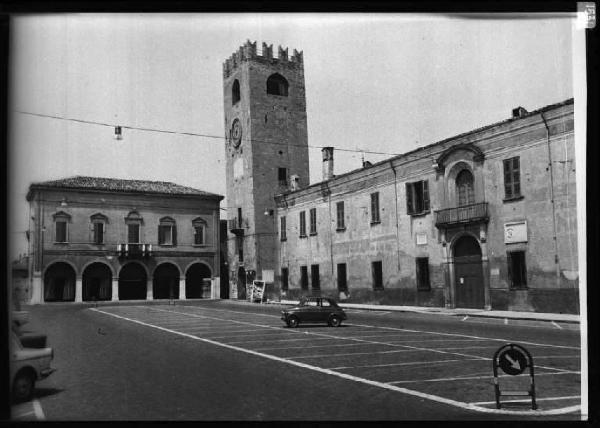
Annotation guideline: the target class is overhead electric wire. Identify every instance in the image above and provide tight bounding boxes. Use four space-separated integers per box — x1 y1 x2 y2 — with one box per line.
14 110 402 157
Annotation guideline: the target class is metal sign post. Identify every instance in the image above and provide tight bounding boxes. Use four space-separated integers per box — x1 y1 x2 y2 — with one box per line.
492 343 537 410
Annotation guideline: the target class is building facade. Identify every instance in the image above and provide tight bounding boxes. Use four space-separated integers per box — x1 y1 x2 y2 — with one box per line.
222 41 310 299
221 42 578 313
274 100 578 313
26 176 223 304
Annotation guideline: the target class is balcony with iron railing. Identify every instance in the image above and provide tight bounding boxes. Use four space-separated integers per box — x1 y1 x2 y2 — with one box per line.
117 243 153 259
434 202 489 227
228 217 247 235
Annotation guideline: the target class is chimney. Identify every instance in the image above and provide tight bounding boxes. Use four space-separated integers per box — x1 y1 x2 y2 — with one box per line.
512 106 528 118
322 147 334 181
290 174 300 191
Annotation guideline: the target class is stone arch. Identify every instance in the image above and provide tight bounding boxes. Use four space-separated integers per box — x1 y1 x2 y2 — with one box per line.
153 262 181 299
82 259 116 277
185 262 213 299
82 262 112 301
44 261 77 302
118 262 148 300
184 260 212 277
266 73 288 96
436 143 484 167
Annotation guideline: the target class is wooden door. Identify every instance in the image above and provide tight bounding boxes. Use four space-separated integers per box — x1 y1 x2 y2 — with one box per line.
453 236 484 309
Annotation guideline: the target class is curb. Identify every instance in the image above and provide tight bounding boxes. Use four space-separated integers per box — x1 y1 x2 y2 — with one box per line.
264 300 580 324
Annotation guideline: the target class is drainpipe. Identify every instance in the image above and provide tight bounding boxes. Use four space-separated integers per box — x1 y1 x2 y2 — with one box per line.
540 112 561 286
324 182 335 288
389 160 402 272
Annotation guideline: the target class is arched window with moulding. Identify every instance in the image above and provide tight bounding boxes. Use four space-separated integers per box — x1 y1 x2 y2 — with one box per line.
266 73 289 96
456 169 475 206
232 79 240 105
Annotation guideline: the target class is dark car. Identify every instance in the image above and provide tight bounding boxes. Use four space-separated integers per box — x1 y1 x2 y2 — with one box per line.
281 296 347 327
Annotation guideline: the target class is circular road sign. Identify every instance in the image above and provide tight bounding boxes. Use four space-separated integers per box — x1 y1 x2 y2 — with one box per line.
498 347 528 376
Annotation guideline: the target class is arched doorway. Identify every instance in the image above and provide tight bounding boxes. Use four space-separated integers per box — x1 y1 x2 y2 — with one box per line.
44 262 76 302
453 235 484 309
237 266 246 300
186 263 212 298
119 263 147 300
82 263 112 301
153 263 180 300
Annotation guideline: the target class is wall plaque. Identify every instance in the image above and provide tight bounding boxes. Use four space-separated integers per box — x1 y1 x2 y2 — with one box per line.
504 221 527 243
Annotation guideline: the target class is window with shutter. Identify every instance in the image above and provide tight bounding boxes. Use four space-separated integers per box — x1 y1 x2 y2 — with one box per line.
336 201 345 230
299 211 306 237
406 181 430 215
503 156 522 200
93 222 104 244
371 192 380 224
309 208 317 235
192 217 207 246
280 216 287 241
55 221 67 243
128 224 139 243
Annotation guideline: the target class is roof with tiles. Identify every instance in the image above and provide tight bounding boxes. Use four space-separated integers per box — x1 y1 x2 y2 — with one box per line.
27 176 223 200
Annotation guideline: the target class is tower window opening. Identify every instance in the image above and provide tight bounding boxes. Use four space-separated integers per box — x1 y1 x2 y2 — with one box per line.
278 167 288 186
266 73 289 96
232 79 240 105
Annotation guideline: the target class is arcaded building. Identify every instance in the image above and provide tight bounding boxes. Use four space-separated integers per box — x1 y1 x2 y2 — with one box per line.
223 41 578 313
26 176 223 303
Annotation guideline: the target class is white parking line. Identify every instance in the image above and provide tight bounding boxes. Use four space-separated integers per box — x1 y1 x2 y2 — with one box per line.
388 370 581 384
347 322 581 350
145 306 579 375
329 358 484 371
471 395 580 406
227 336 333 345
290 349 422 359
91 307 580 416
552 321 564 330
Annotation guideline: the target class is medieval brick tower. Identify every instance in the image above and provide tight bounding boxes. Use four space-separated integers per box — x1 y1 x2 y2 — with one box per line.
222 40 309 299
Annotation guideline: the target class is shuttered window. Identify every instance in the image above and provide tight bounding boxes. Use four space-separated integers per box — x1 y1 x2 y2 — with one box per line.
406 180 430 215
336 201 345 230
309 208 317 235
299 211 306 237
93 222 104 244
280 216 287 241
371 192 380 224
503 156 521 199
55 221 67 243
128 224 140 243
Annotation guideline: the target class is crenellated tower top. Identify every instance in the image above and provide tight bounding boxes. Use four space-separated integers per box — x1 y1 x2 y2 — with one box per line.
223 40 304 78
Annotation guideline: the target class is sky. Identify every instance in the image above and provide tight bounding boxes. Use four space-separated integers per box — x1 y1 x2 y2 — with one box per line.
8 13 580 260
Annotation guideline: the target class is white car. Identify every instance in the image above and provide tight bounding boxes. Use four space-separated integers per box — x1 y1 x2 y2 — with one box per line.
10 331 55 402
